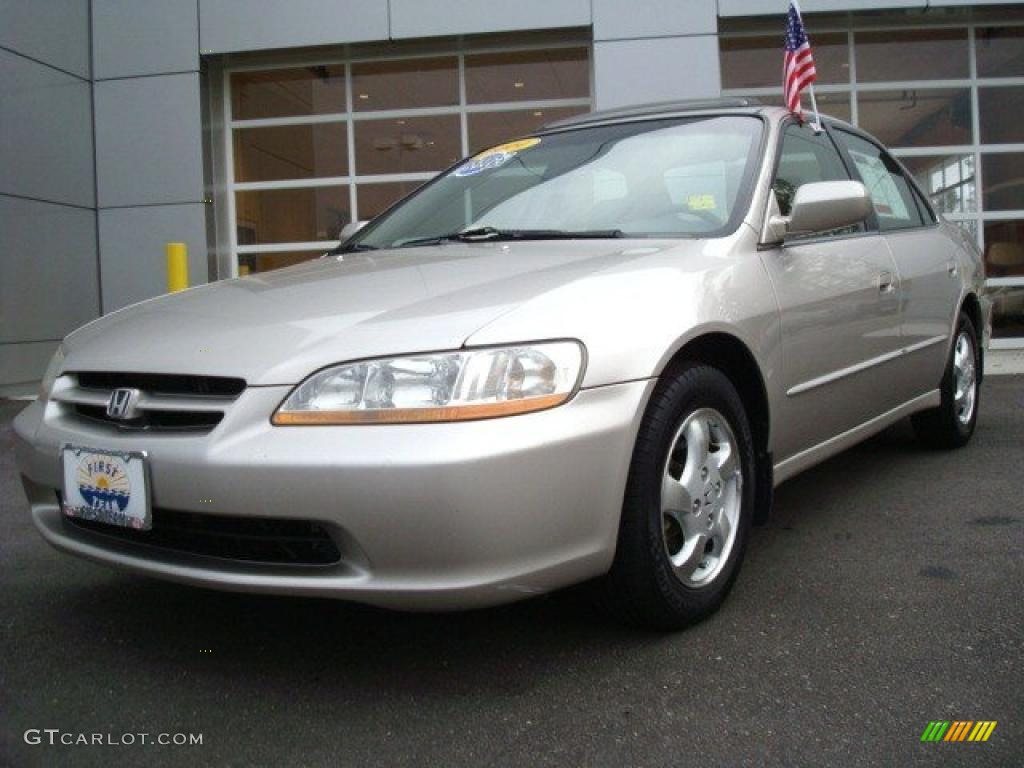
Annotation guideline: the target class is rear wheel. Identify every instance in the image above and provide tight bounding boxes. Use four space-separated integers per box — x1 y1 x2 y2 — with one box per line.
911 312 980 449
600 363 755 629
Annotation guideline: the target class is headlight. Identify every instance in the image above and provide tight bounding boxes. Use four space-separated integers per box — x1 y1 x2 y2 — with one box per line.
272 341 585 425
38 344 65 402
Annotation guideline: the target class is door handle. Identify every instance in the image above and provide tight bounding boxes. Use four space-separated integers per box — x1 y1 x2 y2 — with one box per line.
877 271 895 293
947 261 958 277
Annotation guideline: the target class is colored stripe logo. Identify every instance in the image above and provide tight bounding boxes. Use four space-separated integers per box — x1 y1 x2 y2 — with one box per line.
921 721 997 742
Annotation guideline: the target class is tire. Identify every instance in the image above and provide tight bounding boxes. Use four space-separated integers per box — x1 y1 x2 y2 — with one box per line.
911 312 980 449
599 363 756 630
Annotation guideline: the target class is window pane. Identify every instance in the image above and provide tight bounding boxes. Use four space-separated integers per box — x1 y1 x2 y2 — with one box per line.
985 221 1024 278
357 182 423 220
773 123 851 217
351 57 458 111
835 130 924 231
979 87 1024 145
233 123 348 182
238 251 321 275
720 33 848 89
856 89 970 148
235 187 350 245
951 218 977 243
855 29 968 82
465 48 588 104
982 154 1024 211
467 106 588 153
231 67 346 120
990 286 1024 340
354 114 461 175
900 154 976 214
976 27 1024 78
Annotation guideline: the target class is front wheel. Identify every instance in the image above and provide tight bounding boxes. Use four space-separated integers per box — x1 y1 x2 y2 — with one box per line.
599 363 755 629
911 312 980 449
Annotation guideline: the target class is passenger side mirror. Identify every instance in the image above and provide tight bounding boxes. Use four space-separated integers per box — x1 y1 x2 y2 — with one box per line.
339 220 368 241
767 181 872 242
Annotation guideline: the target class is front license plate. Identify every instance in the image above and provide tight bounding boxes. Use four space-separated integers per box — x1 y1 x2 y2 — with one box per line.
61 445 151 530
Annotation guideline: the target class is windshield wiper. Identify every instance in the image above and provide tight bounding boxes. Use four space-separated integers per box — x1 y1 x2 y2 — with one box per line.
397 227 625 248
329 241 378 255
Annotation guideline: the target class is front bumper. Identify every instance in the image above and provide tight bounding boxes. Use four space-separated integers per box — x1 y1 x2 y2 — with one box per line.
14 380 653 610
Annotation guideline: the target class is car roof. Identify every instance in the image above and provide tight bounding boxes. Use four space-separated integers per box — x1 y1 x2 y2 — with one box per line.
540 97 851 133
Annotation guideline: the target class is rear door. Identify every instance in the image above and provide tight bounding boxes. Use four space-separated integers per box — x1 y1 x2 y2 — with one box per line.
760 122 903 462
832 129 959 403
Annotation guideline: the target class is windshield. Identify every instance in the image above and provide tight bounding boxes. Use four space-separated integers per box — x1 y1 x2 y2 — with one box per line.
348 115 763 250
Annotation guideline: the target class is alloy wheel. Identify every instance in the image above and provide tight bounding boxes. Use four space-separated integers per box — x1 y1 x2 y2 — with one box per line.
953 330 977 426
660 408 742 587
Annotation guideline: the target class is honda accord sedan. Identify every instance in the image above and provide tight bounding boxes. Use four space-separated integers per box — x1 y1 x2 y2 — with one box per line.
14 99 990 628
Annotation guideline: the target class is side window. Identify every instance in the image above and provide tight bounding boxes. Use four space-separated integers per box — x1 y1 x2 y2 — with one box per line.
834 130 925 232
773 123 851 218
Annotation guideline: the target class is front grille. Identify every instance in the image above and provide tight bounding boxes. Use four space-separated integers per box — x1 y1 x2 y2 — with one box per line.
72 403 223 431
54 371 246 433
75 371 246 398
65 507 342 567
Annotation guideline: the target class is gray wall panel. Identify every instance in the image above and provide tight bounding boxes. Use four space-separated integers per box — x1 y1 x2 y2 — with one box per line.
0 340 60 387
92 0 199 80
389 0 590 39
94 73 204 208
0 0 90 78
593 36 721 110
0 195 99 343
199 0 388 54
0 48 95 208
98 204 208 312
719 0 1023 12
718 0 919 15
593 0 715 41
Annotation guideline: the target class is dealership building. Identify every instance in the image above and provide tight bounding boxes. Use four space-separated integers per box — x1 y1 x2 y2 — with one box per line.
2 0 1023 390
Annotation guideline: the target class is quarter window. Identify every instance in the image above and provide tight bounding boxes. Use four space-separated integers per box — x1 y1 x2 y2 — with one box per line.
835 131 925 231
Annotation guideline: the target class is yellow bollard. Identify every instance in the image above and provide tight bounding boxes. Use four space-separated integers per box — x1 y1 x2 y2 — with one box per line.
166 242 189 293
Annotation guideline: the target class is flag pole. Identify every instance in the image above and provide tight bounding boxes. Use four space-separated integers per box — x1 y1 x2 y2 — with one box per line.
807 84 823 133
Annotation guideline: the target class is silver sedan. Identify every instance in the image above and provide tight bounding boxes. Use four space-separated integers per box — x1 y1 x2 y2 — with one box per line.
15 99 990 628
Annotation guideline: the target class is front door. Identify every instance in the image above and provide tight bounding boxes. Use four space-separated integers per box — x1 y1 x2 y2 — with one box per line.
760 122 903 462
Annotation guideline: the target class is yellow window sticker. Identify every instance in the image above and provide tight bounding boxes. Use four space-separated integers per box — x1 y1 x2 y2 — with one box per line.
455 137 541 177
482 137 542 156
687 194 717 211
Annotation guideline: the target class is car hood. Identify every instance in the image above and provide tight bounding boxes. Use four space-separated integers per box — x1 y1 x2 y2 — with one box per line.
63 240 686 386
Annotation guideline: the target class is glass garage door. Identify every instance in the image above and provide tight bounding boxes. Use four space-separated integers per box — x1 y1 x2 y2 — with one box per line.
719 11 1024 347
223 43 591 275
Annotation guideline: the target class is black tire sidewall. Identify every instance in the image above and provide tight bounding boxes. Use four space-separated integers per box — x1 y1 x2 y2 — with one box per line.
620 364 756 625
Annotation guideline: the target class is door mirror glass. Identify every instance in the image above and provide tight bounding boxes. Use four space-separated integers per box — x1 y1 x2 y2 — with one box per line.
783 180 872 239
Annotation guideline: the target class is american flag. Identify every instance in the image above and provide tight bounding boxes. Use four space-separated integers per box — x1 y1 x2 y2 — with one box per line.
783 1 817 119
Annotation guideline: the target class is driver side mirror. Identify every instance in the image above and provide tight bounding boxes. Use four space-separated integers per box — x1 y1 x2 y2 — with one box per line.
765 181 872 244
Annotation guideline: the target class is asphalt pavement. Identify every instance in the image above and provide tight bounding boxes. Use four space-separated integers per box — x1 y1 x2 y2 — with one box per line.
1 378 1021 768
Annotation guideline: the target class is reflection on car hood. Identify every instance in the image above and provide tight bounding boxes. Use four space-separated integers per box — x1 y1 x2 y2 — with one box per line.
64 240 682 385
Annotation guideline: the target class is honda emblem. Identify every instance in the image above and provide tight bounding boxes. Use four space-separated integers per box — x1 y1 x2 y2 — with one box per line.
106 388 140 420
